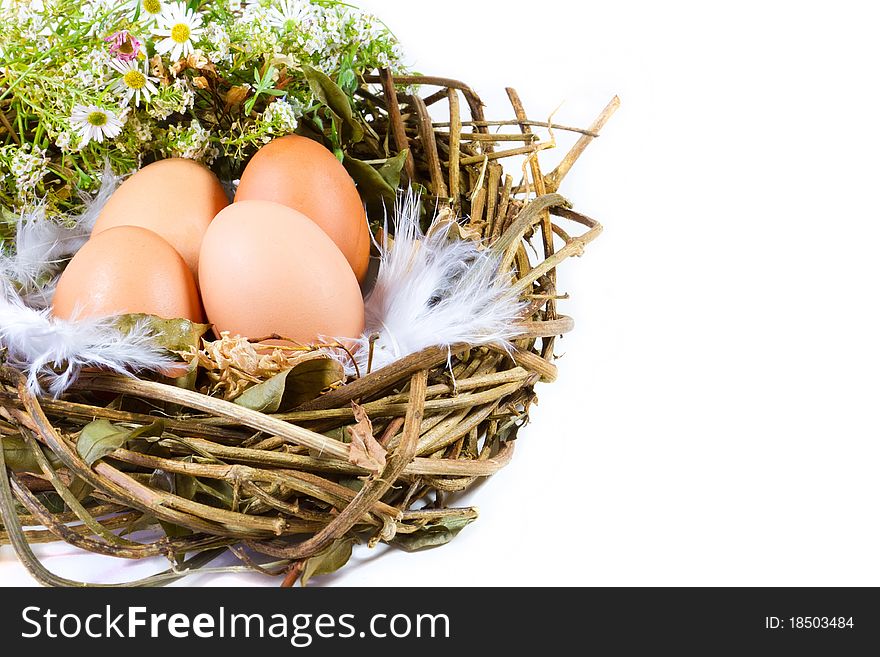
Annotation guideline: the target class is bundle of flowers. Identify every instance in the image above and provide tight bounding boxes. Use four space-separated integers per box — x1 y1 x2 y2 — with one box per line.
0 0 616 586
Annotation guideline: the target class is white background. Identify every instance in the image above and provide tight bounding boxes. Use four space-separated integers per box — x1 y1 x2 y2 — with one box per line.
3 0 880 586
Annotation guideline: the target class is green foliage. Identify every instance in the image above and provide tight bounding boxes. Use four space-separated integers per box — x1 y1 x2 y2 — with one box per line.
244 65 286 116
300 538 356 587
392 515 478 552
114 314 210 356
2 435 61 473
76 418 165 466
234 357 345 413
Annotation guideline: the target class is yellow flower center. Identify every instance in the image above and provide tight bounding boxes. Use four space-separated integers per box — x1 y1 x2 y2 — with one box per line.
123 69 147 90
87 111 108 127
171 23 191 44
143 0 161 14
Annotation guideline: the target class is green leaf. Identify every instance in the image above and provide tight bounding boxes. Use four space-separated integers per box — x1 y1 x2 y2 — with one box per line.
173 364 199 392
0 204 16 224
233 370 289 413
32 492 66 515
392 515 478 552
1 433 60 475
338 68 357 96
303 65 364 144
344 157 397 209
234 357 344 413
323 426 346 443
114 314 210 356
159 521 192 541
76 421 123 466
67 476 93 502
118 513 157 537
343 150 410 216
191 476 235 508
76 419 165 466
2 436 43 473
378 149 409 190
300 538 356 587
149 470 194 540
337 477 365 494
115 314 209 389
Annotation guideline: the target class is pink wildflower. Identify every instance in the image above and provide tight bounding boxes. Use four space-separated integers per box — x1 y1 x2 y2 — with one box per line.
105 31 143 62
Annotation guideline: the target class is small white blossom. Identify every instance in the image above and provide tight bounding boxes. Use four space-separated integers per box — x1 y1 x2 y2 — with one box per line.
147 77 195 120
203 23 232 63
128 114 153 142
174 77 195 110
239 3 280 53
261 97 301 135
54 131 72 152
76 48 115 88
8 144 49 192
164 120 218 163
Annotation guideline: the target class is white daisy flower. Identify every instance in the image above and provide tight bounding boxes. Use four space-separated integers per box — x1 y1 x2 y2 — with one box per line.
153 2 203 62
70 105 124 148
267 0 310 32
134 0 165 24
109 58 159 107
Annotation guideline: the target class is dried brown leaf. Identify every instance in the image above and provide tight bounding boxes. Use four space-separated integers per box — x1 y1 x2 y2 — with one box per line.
347 403 386 474
150 55 170 86
186 52 210 70
169 58 187 77
226 85 250 110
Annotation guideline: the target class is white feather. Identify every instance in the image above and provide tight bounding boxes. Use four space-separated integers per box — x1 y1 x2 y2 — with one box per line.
72 163 123 236
0 282 176 397
0 165 121 308
346 192 527 375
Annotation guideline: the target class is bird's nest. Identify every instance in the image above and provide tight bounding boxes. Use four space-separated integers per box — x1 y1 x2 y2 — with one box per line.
0 72 616 586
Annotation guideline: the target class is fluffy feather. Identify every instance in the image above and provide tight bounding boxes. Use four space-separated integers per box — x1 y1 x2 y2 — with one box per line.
347 192 527 375
0 165 120 308
0 282 176 397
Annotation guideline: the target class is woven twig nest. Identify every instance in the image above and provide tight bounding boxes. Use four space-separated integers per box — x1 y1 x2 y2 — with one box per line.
0 72 616 586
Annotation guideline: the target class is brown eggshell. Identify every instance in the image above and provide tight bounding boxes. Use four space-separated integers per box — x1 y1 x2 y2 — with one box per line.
52 226 203 322
198 200 365 344
93 158 229 279
234 135 371 282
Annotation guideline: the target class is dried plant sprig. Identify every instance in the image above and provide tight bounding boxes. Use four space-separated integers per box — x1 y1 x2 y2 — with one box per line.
184 332 335 400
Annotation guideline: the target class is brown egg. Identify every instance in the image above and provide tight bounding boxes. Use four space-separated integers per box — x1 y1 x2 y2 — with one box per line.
199 201 365 344
52 226 203 322
234 135 371 282
93 158 229 279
